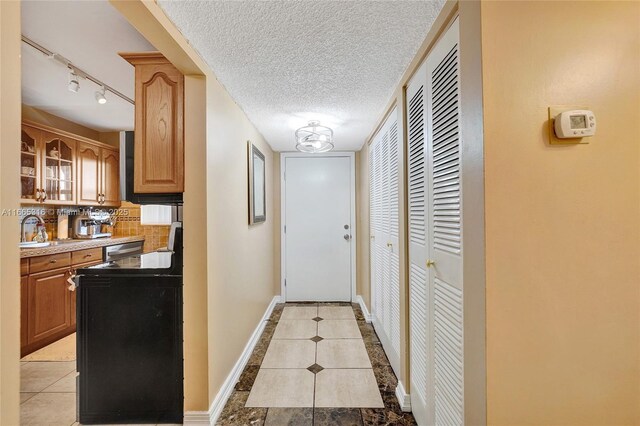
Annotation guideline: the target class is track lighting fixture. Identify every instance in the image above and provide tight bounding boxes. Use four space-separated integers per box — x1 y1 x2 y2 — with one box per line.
68 69 80 93
95 86 107 104
22 35 134 105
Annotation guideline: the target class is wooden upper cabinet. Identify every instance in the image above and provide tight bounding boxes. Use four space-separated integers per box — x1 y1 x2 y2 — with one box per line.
21 120 120 207
21 125 42 202
120 52 184 193
77 143 120 207
41 132 76 205
77 142 101 206
101 148 120 206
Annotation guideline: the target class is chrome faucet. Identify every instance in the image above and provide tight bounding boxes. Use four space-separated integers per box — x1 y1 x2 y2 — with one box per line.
20 214 45 242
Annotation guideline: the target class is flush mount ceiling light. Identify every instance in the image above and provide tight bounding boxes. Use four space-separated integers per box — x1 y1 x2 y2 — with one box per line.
295 120 334 153
67 68 80 93
95 86 107 104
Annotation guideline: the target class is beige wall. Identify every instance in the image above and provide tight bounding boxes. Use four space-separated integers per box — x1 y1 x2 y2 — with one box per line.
22 104 100 139
0 1 22 423
22 104 120 147
111 0 277 412
482 1 640 424
204 76 275 398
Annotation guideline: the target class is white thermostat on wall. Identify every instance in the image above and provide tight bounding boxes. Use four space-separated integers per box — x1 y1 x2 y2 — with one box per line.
554 109 596 138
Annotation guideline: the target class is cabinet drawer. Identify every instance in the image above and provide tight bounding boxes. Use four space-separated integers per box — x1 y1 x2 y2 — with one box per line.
21 258 29 276
72 248 102 265
30 253 71 273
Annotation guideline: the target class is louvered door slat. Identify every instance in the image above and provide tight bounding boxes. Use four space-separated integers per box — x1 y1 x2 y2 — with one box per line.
431 43 461 257
434 279 463 426
370 107 401 378
408 86 426 247
407 61 430 426
389 121 399 240
425 18 463 426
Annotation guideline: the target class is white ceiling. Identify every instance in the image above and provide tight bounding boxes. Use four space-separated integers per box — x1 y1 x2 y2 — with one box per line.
21 1 155 132
158 0 445 151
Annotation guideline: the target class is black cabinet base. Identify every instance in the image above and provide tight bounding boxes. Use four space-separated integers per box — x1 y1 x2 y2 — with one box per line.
79 412 182 425
78 275 183 424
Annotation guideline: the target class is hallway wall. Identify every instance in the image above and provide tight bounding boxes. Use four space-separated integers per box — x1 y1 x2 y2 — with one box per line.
481 2 640 424
21 105 120 148
110 0 278 415
205 77 276 401
0 1 22 423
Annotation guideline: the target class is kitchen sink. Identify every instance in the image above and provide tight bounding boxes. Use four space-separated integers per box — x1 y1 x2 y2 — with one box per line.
20 239 86 249
19 241 50 249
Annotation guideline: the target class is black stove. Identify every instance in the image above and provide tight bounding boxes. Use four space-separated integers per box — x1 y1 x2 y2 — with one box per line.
75 223 183 424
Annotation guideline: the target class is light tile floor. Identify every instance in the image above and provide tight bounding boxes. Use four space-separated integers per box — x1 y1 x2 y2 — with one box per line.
20 303 416 425
19 357 180 425
218 302 418 425
246 305 383 409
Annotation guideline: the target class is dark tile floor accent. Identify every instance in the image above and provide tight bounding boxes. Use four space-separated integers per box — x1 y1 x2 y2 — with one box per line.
216 302 417 426
265 408 313 426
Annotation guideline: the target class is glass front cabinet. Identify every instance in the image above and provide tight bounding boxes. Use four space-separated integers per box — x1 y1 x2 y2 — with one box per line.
21 122 120 207
21 124 77 205
20 125 41 202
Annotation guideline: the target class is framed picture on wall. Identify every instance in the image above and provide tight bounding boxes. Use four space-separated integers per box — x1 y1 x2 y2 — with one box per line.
248 140 266 224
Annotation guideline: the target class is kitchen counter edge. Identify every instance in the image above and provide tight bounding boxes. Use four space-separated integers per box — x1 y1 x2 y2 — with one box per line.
20 236 146 258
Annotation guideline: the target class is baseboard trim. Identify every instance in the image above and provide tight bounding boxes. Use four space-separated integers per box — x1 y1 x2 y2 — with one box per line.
183 411 211 424
395 381 411 412
356 295 372 323
205 295 281 425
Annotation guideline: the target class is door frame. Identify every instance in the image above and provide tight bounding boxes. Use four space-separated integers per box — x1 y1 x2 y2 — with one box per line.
280 151 357 302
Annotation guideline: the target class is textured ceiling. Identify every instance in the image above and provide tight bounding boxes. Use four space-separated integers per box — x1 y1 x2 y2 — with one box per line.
158 0 445 151
21 1 155 131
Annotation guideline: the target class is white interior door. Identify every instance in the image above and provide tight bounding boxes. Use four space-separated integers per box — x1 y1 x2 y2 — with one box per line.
407 59 430 426
369 108 401 375
426 18 463 425
408 17 462 426
283 155 354 302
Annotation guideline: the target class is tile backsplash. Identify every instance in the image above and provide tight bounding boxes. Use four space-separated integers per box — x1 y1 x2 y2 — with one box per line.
19 202 170 253
114 202 170 252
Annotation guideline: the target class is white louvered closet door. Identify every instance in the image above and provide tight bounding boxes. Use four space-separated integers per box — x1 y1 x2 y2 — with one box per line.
408 17 462 426
407 60 429 426
426 18 463 425
369 107 401 376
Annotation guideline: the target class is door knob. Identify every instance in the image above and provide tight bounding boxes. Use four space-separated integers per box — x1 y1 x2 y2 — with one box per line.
426 259 436 268
344 234 352 241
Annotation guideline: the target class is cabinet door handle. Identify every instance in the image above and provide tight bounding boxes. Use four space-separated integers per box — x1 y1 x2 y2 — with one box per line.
84 254 92 258
35 188 40 202
67 274 77 291
49 259 57 264
41 191 47 202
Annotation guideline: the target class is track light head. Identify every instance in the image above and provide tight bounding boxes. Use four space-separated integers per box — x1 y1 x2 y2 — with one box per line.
95 86 107 104
67 70 79 93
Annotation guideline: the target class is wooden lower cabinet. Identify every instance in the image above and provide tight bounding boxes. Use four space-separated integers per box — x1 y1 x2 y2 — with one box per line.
23 268 73 356
20 254 105 357
21 276 28 350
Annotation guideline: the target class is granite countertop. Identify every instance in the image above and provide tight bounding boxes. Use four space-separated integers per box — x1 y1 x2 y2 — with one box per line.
20 236 145 259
